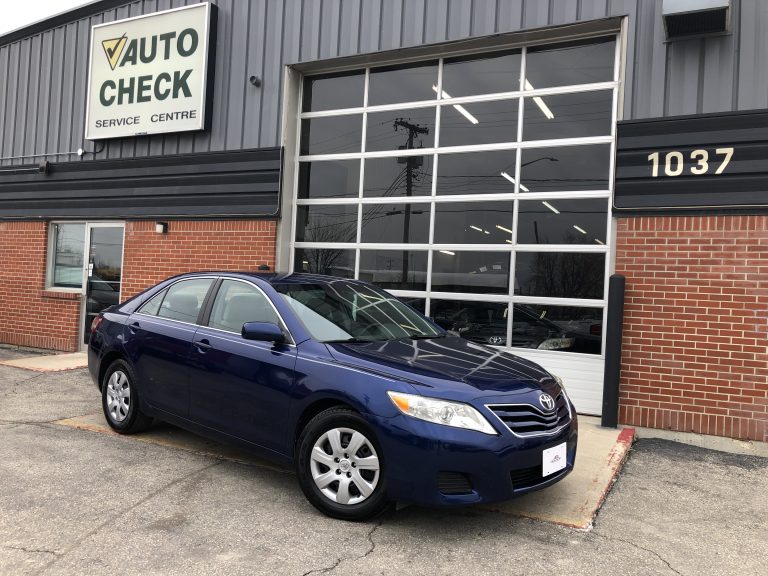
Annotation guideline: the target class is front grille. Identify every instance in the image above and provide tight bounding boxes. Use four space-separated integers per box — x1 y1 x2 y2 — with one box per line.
488 393 571 437
510 464 564 490
437 472 473 495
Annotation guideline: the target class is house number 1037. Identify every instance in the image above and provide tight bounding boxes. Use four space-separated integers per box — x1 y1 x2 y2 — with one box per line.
647 147 734 177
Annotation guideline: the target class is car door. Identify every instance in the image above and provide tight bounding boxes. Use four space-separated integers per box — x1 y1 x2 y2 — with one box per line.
124 277 216 417
188 278 298 453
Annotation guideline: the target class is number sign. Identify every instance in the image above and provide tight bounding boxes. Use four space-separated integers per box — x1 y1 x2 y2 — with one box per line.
614 111 768 212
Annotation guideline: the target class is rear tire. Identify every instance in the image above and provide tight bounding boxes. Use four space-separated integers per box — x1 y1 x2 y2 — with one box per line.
101 359 152 434
296 407 390 521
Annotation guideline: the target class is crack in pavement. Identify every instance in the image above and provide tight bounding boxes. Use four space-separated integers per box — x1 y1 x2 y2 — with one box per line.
34 459 223 575
300 519 383 576
2 545 61 557
593 532 683 575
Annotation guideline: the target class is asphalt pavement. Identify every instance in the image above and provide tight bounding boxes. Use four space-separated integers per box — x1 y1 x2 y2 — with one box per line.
0 350 766 576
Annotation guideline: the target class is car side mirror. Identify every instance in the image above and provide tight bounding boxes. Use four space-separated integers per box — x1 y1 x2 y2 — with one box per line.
241 322 286 344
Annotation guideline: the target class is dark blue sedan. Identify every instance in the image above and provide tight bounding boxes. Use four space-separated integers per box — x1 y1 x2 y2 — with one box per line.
88 272 577 520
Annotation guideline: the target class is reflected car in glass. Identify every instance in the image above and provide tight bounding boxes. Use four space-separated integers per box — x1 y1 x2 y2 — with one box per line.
88 272 577 520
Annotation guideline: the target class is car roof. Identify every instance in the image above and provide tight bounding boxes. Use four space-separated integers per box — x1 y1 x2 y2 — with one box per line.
170 271 369 287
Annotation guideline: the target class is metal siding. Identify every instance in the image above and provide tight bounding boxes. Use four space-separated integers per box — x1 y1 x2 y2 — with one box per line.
0 0 766 165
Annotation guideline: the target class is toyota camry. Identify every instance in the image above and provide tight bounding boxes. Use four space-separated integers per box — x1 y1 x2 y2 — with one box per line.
88 272 577 520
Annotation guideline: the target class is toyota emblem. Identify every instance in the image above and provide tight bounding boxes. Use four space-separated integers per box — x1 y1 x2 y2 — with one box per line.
488 336 504 345
539 393 556 412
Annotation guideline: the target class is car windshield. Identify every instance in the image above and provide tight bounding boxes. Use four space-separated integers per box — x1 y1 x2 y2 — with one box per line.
275 281 443 343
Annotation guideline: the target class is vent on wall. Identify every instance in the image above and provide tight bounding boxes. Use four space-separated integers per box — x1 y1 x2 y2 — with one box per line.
663 0 730 40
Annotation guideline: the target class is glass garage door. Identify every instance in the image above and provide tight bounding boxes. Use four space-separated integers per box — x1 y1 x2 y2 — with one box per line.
291 36 619 414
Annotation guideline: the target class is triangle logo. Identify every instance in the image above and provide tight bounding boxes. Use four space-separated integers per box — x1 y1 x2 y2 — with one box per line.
101 34 127 71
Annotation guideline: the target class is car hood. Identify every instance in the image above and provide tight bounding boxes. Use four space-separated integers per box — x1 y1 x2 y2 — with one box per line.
325 336 558 400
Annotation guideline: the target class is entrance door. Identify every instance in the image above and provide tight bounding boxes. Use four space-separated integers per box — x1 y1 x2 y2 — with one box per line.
83 224 125 345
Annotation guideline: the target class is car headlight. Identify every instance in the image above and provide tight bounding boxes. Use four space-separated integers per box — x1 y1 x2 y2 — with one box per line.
537 337 574 350
387 391 497 435
551 374 570 403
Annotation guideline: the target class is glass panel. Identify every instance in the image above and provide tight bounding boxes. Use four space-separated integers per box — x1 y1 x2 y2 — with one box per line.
512 304 602 354
514 252 605 299
294 248 355 277
298 160 360 199
431 299 509 345
524 37 616 89
363 156 432 197
368 61 438 105
519 145 610 192
300 115 362 155
295 205 358 243
208 280 279 333
51 223 85 288
439 98 519 147
517 198 608 245
360 204 430 244
433 201 513 245
157 278 214 324
84 226 124 344
358 250 428 291
442 50 521 97
431 250 510 294
436 150 517 195
398 297 426 315
302 71 365 112
523 90 613 141
138 289 165 316
366 109 435 152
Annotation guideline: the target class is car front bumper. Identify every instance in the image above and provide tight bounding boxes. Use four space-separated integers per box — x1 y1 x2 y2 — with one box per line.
367 407 577 507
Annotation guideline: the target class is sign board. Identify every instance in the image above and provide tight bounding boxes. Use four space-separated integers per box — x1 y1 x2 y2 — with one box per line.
85 3 216 140
614 110 768 212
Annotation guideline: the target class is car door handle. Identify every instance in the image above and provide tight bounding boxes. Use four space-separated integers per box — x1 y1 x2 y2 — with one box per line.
194 339 213 352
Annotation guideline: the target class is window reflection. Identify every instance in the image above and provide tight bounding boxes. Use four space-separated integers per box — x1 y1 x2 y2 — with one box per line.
525 37 615 89
434 202 513 244
298 160 360 199
363 156 432 197
515 252 604 299
361 204 430 244
517 198 608 245
436 150 518 195
295 205 358 243
295 248 355 278
398 297 426 315
368 62 438 105
519 145 610 191
302 71 365 112
300 115 363 155
512 304 602 354
442 51 521 97
359 250 428 291
432 251 510 294
52 223 85 288
523 91 612 141
439 99 519 147
431 299 509 346
366 110 435 152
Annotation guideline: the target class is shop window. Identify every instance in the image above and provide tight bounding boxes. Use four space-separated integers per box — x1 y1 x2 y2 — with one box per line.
49 223 85 289
294 35 618 356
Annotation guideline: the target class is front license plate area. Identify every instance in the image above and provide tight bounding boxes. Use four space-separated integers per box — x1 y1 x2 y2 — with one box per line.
542 442 567 477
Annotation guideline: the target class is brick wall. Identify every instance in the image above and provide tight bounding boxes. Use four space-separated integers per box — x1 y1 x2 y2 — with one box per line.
0 222 81 351
616 215 768 442
121 220 277 298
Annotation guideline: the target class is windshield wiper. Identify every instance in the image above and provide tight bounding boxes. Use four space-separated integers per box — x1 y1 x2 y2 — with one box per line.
324 338 375 344
403 333 446 340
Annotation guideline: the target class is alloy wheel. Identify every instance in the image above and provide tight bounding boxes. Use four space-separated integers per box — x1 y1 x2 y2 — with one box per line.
105 370 131 423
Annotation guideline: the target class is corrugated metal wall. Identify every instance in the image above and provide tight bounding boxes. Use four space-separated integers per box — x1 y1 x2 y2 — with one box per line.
0 0 764 166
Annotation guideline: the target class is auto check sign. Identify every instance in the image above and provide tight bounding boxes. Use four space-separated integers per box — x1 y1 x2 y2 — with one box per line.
85 3 215 140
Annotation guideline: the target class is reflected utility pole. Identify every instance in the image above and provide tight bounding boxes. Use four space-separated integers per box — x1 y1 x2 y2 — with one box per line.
394 118 428 285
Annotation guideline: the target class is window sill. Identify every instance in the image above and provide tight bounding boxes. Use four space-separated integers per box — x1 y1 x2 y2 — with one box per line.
41 289 82 301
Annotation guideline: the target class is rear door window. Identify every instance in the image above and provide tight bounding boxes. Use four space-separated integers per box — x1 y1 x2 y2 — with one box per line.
155 278 215 324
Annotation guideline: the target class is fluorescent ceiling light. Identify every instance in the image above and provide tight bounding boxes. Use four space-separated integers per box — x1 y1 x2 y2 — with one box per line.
484 230 490 234
439 250 455 256
500 171 530 192
542 201 560 214
595 238 605 245
470 225 483 232
573 225 587 235
432 85 479 124
524 79 554 119
496 225 513 235
505 239 513 244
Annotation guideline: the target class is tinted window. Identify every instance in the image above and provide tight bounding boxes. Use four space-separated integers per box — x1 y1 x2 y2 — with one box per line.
208 280 278 333
363 156 432 198
519 145 610 192
442 51 521 97
298 160 360 199
157 278 214 323
300 115 363 155
295 205 358 243
525 37 616 89
517 198 608 245
366 109 435 152
512 304 602 354
436 150 518 195
431 299 509 346
433 202 514 244
138 289 166 316
439 99 519 147
522 91 612 141
302 71 365 112
431 251 510 294
368 62 438 105
514 253 604 299
360 204 430 244
294 249 355 278
358 250 428 291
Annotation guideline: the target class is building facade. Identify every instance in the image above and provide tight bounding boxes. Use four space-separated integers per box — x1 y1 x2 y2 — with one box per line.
0 0 765 442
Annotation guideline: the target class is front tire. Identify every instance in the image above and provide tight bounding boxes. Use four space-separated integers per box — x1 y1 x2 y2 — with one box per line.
296 407 390 521
101 359 152 434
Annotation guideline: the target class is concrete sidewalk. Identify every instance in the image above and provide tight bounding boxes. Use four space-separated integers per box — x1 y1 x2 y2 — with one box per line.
0 352 87 372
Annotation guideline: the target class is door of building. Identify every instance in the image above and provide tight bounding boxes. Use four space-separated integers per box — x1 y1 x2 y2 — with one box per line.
82 224 125 346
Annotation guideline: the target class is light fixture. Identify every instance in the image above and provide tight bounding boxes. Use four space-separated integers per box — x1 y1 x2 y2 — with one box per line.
439 250 455 256
500 171 530 192
505 239 514 244
524 80 555 119
496 224 513 235
573 225 587 235
432 85 479 124
470 225 483 232
542 201 560 214
154 222 169 234
595 239 605 245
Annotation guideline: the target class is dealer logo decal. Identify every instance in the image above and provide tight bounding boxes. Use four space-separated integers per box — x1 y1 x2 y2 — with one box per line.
102 33 127 71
